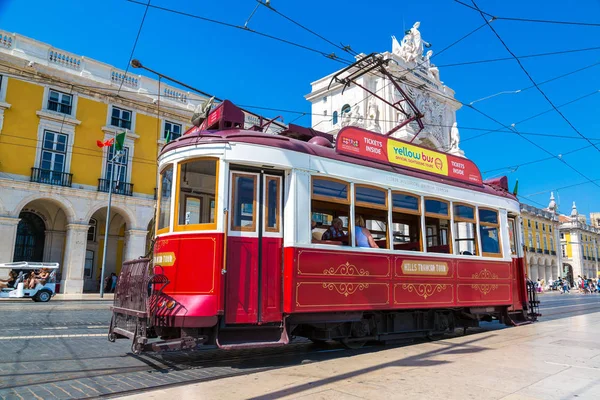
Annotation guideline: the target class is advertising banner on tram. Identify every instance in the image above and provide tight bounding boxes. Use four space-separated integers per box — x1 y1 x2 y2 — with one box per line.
336 127 483 185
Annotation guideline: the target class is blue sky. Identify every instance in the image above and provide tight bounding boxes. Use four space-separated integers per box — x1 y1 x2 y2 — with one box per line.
2 0 600 217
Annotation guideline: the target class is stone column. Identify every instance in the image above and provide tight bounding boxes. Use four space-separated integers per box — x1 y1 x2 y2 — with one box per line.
0 216 19 276
43 230 66 264
61 223 89 294
123 229 149 262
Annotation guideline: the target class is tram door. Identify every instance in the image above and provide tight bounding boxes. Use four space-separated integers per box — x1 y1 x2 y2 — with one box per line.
225 169 283 324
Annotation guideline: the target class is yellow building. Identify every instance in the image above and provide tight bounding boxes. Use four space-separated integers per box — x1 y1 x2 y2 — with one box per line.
559 202 600 282
0 31 205 293
520 194 561 284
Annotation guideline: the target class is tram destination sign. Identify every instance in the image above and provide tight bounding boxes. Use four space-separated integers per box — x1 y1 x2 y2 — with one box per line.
335 127 483 185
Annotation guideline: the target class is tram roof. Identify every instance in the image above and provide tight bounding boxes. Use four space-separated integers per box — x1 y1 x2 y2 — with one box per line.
161 129 517 201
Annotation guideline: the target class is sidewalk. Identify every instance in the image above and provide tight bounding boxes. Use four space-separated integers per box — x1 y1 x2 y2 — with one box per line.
121 313 600 400
54 293 114 301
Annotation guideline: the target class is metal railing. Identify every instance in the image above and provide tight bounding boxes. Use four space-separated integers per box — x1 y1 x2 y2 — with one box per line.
30 167 72 187
97 179 134 196
536 248 543 254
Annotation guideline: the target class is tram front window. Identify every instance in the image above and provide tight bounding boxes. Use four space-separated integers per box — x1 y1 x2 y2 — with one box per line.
157 165 173 233
311 178 350 245
425 198 451 254
175 159 218 230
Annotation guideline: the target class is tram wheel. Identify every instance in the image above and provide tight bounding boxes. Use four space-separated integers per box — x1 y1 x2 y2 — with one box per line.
339 338 367 349
108 333 117 343
131 342 143 355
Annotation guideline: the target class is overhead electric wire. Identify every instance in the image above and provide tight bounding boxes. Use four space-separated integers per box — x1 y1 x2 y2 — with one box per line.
437 45 600 68
454 0 600 27
126 0 355 64
118 0 151 95
468 0 600 159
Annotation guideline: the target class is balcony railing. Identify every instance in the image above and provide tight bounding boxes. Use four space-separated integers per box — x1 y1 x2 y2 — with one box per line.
536 248 543 254
30 167 72 187
528 247 535 252
551 251 556 256
543 250 550 255
97 179 133 196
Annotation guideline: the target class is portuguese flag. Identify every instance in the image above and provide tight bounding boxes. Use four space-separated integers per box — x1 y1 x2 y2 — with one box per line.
96 132 126 150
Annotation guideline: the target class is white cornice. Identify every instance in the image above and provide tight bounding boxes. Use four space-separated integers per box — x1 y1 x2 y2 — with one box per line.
36 110 81 126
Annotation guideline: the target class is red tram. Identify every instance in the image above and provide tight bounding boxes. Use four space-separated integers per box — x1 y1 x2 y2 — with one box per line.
109 100 537 354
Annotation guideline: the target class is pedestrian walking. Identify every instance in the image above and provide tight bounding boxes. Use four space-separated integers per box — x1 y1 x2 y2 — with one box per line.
110 273 118 293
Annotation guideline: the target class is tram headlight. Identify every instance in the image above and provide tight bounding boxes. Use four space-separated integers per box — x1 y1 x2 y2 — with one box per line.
166 300 176 310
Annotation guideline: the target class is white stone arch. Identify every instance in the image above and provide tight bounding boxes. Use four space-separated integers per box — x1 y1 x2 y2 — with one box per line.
12 194 76 225
84 203 136 231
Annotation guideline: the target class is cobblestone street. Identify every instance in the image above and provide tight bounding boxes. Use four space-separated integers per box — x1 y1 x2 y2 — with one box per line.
0 294 597 399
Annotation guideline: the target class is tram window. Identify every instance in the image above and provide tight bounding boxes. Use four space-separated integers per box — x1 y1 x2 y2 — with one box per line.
311 177 350 245
355 185 388 249
265 176 280 232
479 208 501 257
425 198 452 254
231 173 257 231
508 218 517 255
157 165 173 233
175 159 218 231
453 203 477 256
391 192 421 252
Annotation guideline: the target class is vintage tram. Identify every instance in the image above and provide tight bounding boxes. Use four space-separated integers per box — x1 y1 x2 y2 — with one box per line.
109 100 537 354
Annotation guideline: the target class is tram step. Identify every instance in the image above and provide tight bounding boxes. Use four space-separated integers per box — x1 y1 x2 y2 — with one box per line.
216 325 289 350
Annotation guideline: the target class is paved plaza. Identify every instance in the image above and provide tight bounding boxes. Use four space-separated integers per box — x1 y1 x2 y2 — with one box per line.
0 293 599 399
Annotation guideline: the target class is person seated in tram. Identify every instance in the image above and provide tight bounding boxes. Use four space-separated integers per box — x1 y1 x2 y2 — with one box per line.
0 270 18 289
27 268 50 289
355 215 379 249
321 217 348 242
481 230 499 254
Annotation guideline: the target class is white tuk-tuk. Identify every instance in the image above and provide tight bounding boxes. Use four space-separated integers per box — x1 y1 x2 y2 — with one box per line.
0 262 59 302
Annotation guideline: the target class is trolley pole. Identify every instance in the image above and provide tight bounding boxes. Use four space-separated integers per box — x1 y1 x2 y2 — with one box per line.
99 150 118 298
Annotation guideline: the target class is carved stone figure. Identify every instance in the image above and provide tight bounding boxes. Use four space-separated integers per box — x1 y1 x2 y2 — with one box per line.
397 21 429 64
350 104 364 127
366 100 381 133
450 122 460 151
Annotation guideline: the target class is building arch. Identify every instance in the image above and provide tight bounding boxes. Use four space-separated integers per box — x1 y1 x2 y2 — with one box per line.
12 194 76 225
84 203 136 230
13 212 46 262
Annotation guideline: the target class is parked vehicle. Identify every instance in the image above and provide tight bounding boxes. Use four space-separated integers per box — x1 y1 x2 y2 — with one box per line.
0 262 59 302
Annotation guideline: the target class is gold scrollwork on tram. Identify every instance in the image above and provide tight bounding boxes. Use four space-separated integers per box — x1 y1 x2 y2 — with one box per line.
471 269 498 280
323 262 370 277
322 282 370 297
471 283 499 296
401 283 448 299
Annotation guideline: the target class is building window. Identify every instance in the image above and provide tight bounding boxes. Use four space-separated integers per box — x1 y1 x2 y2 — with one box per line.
528 232 533 247
322 97 327 103
164 121 182 140
323 110 328 116
110 107 132 130
560 232 564 239
543 236 548 250
561 244 566 257
527 219 531 228
84 250 94 279
47 90 73 115
40 131 67 173
105 146 129 182
88 218 97 242
542 224 545 232
342 104 351 114
535 221 538 230
550 237 554 251
536 234 540 249
332 111 338 125
549 225 552 232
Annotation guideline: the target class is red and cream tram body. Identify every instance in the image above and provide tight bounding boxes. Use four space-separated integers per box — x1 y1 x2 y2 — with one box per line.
111 100 535 352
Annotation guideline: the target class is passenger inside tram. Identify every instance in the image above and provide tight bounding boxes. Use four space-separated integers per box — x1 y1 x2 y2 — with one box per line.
321 218 348 242
355 215 379 248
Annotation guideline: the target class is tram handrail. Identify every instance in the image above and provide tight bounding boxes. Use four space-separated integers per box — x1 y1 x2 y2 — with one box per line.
222 209 228 275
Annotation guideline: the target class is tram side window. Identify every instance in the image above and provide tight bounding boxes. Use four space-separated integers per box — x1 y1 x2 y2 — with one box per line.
453 204 477 256
355 185 388 248
311 178 350 245
425 198 451 254
176 159 217 229
479 209 501 256
391 192 421 252
157 165 173 232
